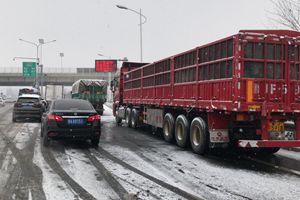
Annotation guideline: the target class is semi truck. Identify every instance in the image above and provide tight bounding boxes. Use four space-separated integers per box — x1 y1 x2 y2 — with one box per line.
111 30 300 155
72 79 108 115
45 85 64 101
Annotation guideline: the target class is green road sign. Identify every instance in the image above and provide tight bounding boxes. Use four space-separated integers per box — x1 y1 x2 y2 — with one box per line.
23 62 36 77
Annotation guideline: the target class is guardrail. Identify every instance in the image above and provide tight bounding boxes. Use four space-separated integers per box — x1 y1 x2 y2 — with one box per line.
0 67 102 74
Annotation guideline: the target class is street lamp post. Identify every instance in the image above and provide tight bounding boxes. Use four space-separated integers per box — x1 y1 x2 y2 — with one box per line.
116 4 147 62
19 39 40 87
19 38 56 97
59 52 64 72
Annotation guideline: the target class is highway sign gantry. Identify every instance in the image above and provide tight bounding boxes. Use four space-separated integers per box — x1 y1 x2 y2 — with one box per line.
22 62 36 77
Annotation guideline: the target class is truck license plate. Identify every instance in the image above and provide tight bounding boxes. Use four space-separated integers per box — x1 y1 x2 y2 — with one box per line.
269 121 284 132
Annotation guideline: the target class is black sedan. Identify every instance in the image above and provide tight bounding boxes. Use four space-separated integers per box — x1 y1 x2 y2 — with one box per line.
41 99 101 147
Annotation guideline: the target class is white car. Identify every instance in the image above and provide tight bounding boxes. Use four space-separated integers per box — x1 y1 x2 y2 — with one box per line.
0 98 5 107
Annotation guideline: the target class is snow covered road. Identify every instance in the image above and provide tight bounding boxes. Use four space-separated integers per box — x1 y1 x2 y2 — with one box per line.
0 104 300 200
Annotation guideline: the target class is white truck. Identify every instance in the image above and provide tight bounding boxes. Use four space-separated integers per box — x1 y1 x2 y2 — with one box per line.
45 85 64 101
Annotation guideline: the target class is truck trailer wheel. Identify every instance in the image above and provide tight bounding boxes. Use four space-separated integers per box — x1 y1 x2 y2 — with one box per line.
115 108 122 125
115 116 122 125
259 147 280 155
125 108 132 127
190 117 208 155
163 113 175 143
131 109 139 129
175 115 189 148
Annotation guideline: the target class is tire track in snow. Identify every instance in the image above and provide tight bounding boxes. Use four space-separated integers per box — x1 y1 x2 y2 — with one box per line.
0 111 33 200
0 124 46 200
0 165 24 200
86 148 165 200
124 146 254 200
101 125 253 200
128 146 255 200
0 123 18 169
41 145 97 200
83 149 129 200
90 147 204 200
0 124 24 200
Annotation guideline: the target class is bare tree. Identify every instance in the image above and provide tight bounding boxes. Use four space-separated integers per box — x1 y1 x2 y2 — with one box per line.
271 0 300 31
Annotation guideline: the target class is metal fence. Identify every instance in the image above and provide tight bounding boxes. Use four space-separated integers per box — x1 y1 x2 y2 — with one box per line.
0 67 99 74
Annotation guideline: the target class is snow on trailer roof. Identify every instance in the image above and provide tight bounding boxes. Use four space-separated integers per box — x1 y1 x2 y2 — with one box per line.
239 29 300 37
72 79 108 87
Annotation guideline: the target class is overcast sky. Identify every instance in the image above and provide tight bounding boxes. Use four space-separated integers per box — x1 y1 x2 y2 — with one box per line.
0 0 281 70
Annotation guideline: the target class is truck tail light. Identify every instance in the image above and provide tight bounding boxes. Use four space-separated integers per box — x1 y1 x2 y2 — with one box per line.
48 114 64 122
87 115 101 122
236 113 250 121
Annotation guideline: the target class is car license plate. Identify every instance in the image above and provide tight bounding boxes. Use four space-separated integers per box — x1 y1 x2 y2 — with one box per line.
269 121 284 132
67 118 84 125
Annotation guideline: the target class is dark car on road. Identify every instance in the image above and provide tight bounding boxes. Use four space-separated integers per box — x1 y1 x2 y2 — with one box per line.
12 94 44 122
41 99 101 147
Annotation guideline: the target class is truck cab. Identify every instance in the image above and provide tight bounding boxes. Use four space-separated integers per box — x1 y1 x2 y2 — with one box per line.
111 62 149 117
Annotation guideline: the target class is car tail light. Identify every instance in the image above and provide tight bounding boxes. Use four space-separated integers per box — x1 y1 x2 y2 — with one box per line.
87 114 101 122
48 114 64 122
48 132 58 137
14 102 22 107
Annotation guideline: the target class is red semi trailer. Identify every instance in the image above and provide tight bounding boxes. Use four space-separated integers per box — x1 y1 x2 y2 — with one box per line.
111 30 300 154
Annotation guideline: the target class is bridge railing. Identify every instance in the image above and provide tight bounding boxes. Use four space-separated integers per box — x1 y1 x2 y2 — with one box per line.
0 67 102 74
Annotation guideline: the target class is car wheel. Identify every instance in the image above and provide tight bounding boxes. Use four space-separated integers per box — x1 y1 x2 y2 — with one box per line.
43 133 50 147
175 115 189 148
91 137 100 147
190 117 208 155
163 113 175 143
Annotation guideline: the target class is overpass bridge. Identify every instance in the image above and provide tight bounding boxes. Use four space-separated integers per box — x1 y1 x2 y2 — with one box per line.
0 67 113 86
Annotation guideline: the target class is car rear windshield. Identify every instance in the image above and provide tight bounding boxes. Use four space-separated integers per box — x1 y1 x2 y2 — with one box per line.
18 98 39 103
53 100 93 110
